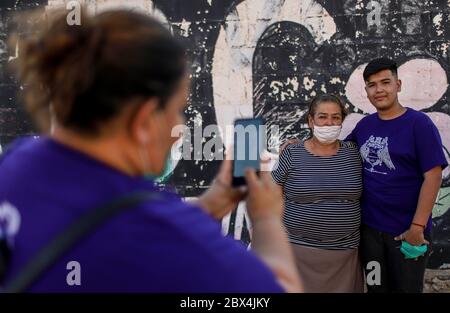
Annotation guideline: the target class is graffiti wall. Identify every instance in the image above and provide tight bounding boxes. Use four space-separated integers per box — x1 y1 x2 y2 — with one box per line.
0 0 449 268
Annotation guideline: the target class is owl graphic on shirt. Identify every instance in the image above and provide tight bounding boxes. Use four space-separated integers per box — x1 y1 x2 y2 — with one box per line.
360 136 396 175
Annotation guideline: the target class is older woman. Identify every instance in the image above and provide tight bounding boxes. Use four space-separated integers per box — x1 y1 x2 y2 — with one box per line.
0 9 300 292
272 94 364 292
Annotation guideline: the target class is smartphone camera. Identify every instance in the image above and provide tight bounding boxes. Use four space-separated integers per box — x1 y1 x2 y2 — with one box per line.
232 118 264 187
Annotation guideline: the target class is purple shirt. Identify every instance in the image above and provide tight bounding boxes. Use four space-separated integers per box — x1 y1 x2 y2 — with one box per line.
346 108 448 236
0 136 283 292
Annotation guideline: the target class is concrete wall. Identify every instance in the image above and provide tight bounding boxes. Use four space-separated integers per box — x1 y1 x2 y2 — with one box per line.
0 0 449 270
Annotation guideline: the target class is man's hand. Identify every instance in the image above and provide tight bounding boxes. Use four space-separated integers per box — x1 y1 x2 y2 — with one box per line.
196 158 247 220
395 166 442 246
394 225 430 246
280 138 300 154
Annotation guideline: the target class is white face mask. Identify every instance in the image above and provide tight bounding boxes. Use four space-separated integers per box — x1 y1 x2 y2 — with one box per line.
312 125 342 144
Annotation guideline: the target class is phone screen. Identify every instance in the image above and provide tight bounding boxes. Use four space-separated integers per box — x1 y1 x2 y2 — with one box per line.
232 118 264 185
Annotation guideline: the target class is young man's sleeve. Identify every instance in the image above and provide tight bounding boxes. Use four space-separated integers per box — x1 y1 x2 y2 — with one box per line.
414 114 448 174
344 125 357 143
271 147 292 186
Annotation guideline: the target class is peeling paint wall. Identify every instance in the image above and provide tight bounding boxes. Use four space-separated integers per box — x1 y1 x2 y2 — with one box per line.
0 0 450 269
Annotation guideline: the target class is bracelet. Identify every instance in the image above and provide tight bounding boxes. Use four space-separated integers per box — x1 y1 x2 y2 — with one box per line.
411 222 426 230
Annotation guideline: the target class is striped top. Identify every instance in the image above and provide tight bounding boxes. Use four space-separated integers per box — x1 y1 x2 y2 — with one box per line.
272 140 362 250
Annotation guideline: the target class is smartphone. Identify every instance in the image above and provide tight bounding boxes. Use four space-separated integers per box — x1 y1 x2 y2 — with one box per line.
232 117 264 186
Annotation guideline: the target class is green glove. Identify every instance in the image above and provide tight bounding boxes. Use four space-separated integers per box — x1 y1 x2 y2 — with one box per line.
400 241 428 259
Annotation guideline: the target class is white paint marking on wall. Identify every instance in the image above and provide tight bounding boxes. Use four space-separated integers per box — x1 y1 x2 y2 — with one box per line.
433 13 444 36
0 40 6 57
398 58 448 111
329 77 342 85
356 0 364 10
270 81 283 95
426 112 450 180
8 41 19 62
339 113 365 140
269 77 299 101
221 212 231 236
303 76 316 91
183 197 248 240
438 42 449 57
233 201 247 240
433 186 450 218
290 76 299 92
177 18 191 37
345 63 376 114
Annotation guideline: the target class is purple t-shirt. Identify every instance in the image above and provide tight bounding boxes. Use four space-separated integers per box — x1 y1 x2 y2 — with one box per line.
0 136 283 292
346 108 448 236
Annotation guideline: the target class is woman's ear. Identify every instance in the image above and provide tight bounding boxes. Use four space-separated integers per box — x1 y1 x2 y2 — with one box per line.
308 114 314 129
130 98 159 145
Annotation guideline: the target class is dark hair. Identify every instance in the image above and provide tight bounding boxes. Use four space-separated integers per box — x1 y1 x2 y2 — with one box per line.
363 58 398 81
15 9 187 134
307 94 348 120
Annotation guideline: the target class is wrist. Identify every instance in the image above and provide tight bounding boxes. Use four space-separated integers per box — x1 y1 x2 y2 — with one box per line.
410 222 426 231
196 194 211 212
251 215 283 227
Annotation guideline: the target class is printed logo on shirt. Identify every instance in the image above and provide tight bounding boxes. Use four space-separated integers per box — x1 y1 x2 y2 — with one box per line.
0 201 21 239
360 136 396 175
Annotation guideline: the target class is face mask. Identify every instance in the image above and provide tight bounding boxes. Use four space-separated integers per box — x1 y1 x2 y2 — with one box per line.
400 241 428 259
312 125 342 144
144 151 175 183
142 136 183 183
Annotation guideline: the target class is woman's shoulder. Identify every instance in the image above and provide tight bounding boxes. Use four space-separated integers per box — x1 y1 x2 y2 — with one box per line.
283 140 305 154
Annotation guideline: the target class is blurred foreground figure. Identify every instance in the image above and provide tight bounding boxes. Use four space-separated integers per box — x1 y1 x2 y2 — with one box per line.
0 9 300 293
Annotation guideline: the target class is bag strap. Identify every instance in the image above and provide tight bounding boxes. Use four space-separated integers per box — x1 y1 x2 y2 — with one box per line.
2 191 159 293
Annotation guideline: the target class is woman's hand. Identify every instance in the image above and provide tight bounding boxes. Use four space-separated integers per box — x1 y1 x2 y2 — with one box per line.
196 158 247 220
280 138 300 153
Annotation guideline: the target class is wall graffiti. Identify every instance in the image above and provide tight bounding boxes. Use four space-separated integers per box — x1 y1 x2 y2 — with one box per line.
0 0 449 268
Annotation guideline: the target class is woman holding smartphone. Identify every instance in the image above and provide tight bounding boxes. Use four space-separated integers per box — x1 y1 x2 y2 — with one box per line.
272 94 364 292
0 9 300 292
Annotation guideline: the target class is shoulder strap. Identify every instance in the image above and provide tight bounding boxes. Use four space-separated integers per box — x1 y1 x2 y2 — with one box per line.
2 191 159 293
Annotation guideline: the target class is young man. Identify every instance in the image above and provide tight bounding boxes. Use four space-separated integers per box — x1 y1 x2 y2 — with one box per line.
346 58 448 292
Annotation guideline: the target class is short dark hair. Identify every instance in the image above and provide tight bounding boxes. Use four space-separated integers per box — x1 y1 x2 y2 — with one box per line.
363 58 398 81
